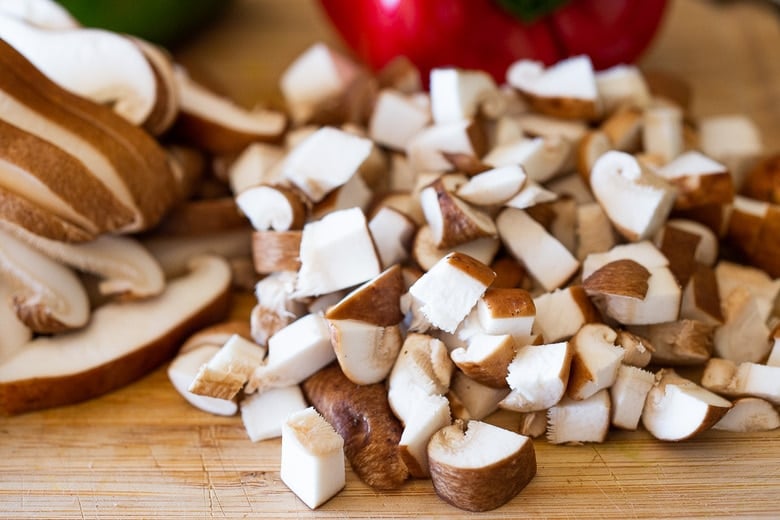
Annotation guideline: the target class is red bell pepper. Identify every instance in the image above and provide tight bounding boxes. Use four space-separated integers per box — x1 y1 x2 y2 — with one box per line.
318 0 669 83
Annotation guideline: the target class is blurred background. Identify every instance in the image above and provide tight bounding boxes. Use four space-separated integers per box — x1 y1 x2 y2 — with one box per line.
58 0 780 147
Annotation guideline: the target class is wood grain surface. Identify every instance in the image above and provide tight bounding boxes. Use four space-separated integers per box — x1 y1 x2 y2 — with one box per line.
2 0 780 518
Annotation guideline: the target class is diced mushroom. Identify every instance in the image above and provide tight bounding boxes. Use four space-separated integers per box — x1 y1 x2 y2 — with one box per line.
282 126 372 203
642 104 684 163
236 184 307 231
188 334 267 400
501 341 573 412
655 151 734 210
368 206 417 269
594 64 651 114
589 151 676 241
476 288 536 345
714 286 772 364
251 230 302 275
369 88 431 150
429 67 502 124
712 397 780 432
641 369 732 441
726 196 780 277
406 119 485 173
387 332 453 419
280 406 345 509
294 207 381 297
741 153 780 204
428 420 536 512
240 385 308 442
279 42 359 124
455 165 527 206
448 370 510 420
532 286 600 343
546 389 611 444
420 178 497 249
699 114 762 189
615 330 654 368
310 173 373 220
398 393 452 478
507 55 601 120
245 313 335 394
167 344 238 417
411 225 501 272
484 135 571 183
600 105 643 152
576 130 612 182
227 143 285 196
328 320 402 385
680 263 723 326
450 333 515 388
610 365 655 430
629 320 714 366
406 252 495 333
496 207 579 291
567 324 625 400
576 202 617 260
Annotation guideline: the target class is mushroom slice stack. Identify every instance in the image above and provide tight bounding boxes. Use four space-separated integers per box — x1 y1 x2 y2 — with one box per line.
0 40 178 239
0 255 232 415
0 227 89 333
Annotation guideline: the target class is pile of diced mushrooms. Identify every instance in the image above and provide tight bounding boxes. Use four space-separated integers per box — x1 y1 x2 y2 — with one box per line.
1 0 780 513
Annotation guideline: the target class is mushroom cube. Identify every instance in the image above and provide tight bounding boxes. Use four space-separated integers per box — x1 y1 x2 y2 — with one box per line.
294 207 381 297
407 252 495 333
610 365 655 430
448 370 510 420
589 151 677 241
532 286 600 343
501 341 573 412
241 385 308 442
567 324 625 400
369 89 431 150
546 389 611 444
280 407 345 509
282 127 372 202
429 67 500 124
167 345 238 417
188 333 267 400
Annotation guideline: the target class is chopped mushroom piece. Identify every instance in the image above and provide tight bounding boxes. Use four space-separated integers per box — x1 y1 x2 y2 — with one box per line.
642 104 684 163
294 207 381 297
368 206 416 269
714 286 772 364
629 320 714 366
496 207 579 292
246 314 335 394
167 344 237 417
501 341 573 413
328 320 402 385
712 397 780 432
450 333 515 388
411 225 501 272
429 67 502 124
477 287 536 345
406 119 485 173
420 178 497 249
279 42 359 124
698 114 762 190
282 127 372 203
280 406 345 509
455 165 527 206
188 334 266 400
532 286 600 343
406 252 495 333
235 185 307 232
399 393 452 478
387 333 453 423
507 55 601 120
241 385 308 442
655 151 734 210
642 369 732 441
589 150 677 241
484 136 571 183
369 88 431 150
448 370 510 420
610 365 655 430
567 324 625 400
547 389 611 444
428 420 536 512
594 64 651 113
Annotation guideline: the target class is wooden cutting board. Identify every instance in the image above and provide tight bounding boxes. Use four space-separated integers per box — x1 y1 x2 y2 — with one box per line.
2 1 780 518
